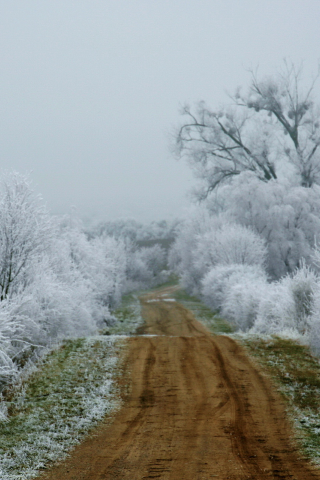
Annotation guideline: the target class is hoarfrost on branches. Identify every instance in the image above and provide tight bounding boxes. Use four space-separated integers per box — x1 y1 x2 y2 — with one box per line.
0 172 170 389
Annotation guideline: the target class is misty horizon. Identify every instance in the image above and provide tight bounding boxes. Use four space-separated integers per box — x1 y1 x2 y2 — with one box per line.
1 1 320 222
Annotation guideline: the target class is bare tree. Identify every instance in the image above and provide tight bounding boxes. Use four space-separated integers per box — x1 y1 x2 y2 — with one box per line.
240 62 320 187
173 62 320 198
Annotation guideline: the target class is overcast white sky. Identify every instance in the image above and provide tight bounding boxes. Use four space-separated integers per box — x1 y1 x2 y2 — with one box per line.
0 1 319 222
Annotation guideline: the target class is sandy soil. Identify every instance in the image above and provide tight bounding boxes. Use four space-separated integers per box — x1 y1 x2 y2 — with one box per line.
37 287 320 479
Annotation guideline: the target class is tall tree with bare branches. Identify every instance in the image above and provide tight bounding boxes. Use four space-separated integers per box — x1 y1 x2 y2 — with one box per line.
173 62 320 199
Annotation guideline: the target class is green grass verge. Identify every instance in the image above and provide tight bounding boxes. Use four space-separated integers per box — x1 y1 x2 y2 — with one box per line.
242 336 320 464
172 288 234 334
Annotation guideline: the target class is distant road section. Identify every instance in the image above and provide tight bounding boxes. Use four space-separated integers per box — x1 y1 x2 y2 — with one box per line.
39 287 320 479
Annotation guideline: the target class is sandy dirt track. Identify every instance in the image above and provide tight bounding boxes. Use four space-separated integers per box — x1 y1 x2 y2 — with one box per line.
38 287 320 479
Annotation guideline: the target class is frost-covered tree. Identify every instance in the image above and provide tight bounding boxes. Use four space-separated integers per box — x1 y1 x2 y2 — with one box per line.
0 173 53 301
89 218 179 242
0 172 176 389
212 171 320 278
240 62 320 188
57 214 128 315
169 211 267 294
173 62 320 199
195 222 267 276
168 211 218 294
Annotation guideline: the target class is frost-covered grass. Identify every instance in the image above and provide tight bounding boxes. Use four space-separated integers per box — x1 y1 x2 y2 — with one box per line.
0 335 125 480
242 336 320 465
0 291 144 480
172 288 233 334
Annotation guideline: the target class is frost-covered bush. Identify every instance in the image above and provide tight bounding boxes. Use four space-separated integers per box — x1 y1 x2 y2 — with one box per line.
20 266 96 344
195 222 267 274
308 318 320 355
201 264 267 314
139 245 166 279
221 269 269 331
251 282 296 335
201 264 242 311
289 264 317 333
168 210 218 294
211 172 320 279
252 265 317 336
0 171 173 393
124 241 167 291
169 207 267 296
0 299 27 386
128 244 166 286
307 246 320 353
201 260 317 334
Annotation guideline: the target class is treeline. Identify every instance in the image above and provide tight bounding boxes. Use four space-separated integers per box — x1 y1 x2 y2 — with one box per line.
0 173 169 388
89 218 179 242
169 173 320 346
169 63 320 353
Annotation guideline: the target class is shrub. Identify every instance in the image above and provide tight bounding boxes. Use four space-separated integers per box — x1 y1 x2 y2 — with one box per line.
289 264 317 334
251 282 296 335
252 265 317 336
221 271 269 331
201 264 267 315
195 222 267 273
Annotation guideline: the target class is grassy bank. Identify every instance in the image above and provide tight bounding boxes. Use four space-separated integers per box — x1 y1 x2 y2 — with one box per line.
0 336 124 480
242 336 320 465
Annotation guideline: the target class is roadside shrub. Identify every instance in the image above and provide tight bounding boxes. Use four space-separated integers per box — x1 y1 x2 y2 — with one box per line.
201 264 267 314
252 265 317 336
308 313 320 355
195 222 267 274
251 282 296 335
289 264 317 334
307 280 320 354
221 271 269 331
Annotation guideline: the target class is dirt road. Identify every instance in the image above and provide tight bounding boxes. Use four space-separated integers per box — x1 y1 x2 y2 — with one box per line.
38 287 320 479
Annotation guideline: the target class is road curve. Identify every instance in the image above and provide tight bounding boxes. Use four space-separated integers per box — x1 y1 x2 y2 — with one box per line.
38 287 320 479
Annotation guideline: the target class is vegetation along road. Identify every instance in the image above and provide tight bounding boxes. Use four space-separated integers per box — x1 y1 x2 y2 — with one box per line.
38 286 320 480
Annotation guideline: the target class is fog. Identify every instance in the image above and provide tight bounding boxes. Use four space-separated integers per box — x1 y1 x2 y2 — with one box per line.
0 0 319 222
